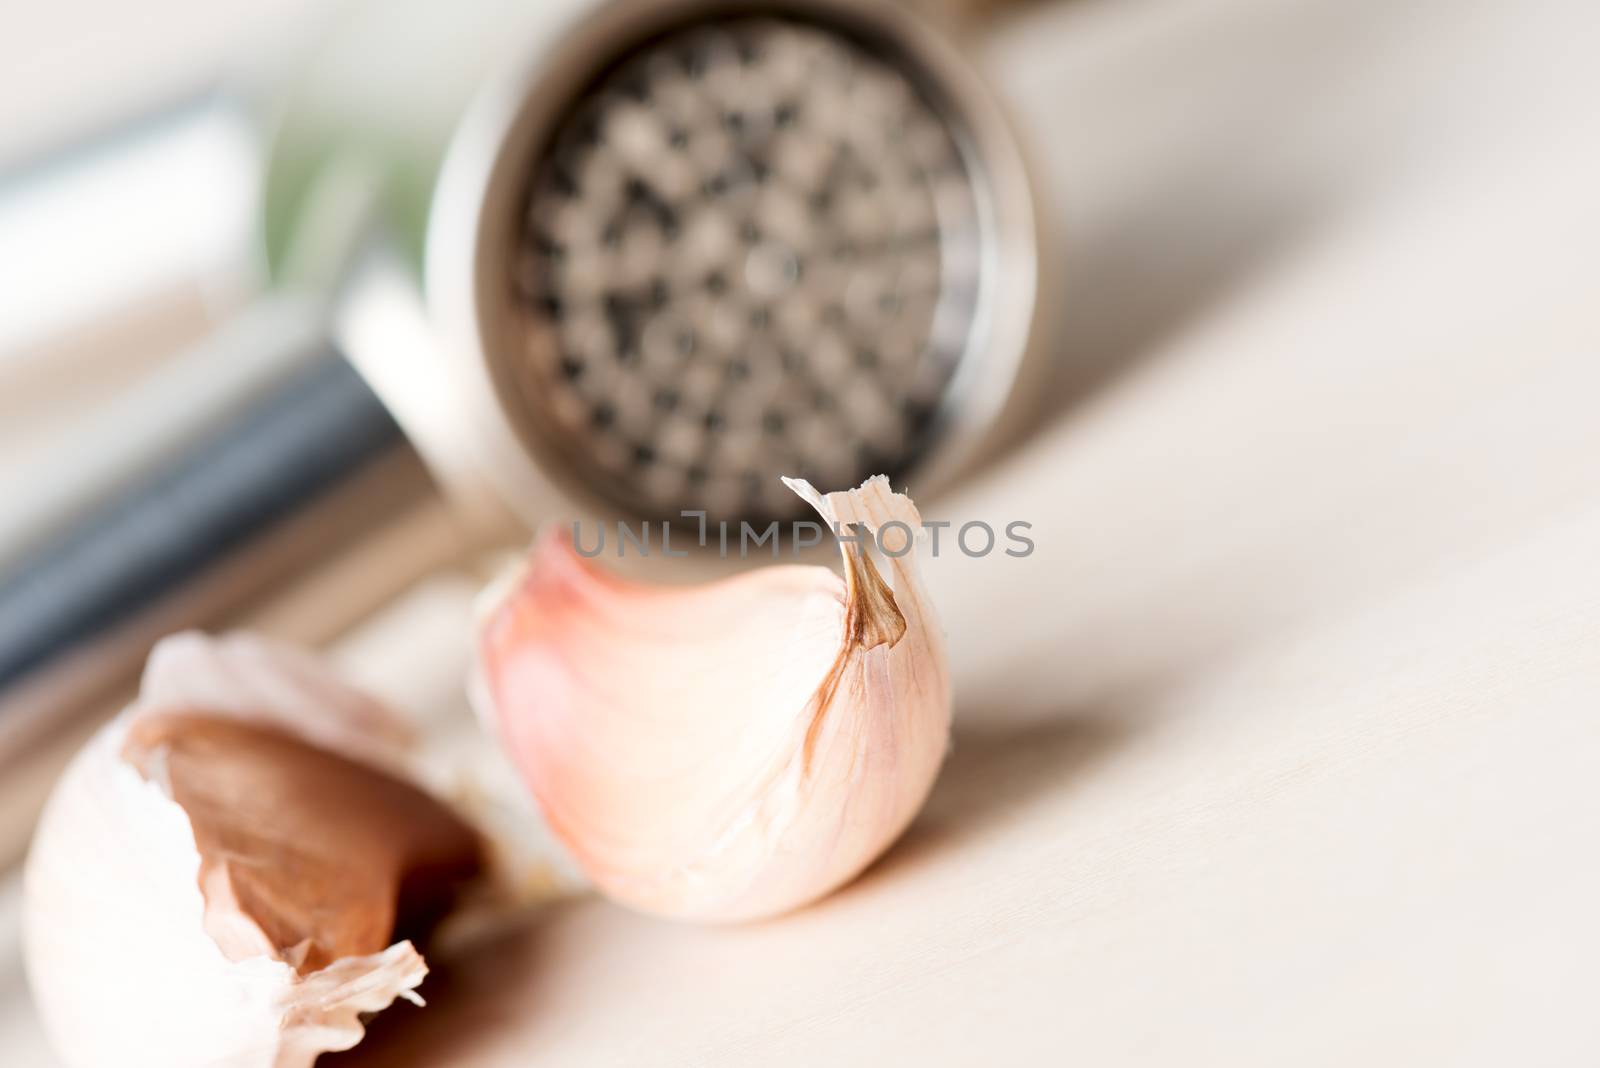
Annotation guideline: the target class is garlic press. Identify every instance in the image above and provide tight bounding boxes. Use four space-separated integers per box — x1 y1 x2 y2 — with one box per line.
0 0 1050 731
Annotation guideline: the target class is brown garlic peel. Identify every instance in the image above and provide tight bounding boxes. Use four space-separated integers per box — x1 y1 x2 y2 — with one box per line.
23 633 485 1068
476 476 951 922
122 712 483 976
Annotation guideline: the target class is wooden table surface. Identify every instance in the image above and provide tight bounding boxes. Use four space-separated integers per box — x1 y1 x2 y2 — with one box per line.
6 0 1600 1064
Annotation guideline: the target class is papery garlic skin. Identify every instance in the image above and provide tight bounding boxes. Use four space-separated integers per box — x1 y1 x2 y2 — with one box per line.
140 630 417 774
476 476 951 922
23 633 440 1068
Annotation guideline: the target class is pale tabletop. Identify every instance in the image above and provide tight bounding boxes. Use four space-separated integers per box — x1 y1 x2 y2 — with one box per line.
6 0 1600 1064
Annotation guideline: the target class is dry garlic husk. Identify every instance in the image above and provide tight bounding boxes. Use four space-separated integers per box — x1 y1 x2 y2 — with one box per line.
475 476 951 922
23 632 485 1068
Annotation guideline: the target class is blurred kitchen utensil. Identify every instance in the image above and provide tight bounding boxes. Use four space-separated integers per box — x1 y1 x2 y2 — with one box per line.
271 0 1047 526
0 0 1049 739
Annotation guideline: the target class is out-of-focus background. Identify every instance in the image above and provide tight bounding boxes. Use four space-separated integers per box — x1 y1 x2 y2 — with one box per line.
2 0 302 348
5 0 1600 1064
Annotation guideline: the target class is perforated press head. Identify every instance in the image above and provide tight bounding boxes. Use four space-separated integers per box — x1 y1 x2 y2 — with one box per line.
437 1 1042 525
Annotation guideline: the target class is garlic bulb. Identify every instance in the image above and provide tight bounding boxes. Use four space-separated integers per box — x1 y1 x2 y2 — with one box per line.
476 476 951 922
23 632 484 1068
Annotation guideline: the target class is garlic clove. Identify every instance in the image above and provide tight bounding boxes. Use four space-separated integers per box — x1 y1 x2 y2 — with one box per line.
475 475 951 922
23 632 485 1068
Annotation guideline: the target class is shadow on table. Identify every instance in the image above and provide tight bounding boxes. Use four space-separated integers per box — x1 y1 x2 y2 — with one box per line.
323 910 558 1067
327 717 1124 1066
851 716 1127 891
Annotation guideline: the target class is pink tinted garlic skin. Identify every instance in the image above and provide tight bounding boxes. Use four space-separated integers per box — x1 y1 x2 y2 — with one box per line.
476 477 952 922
